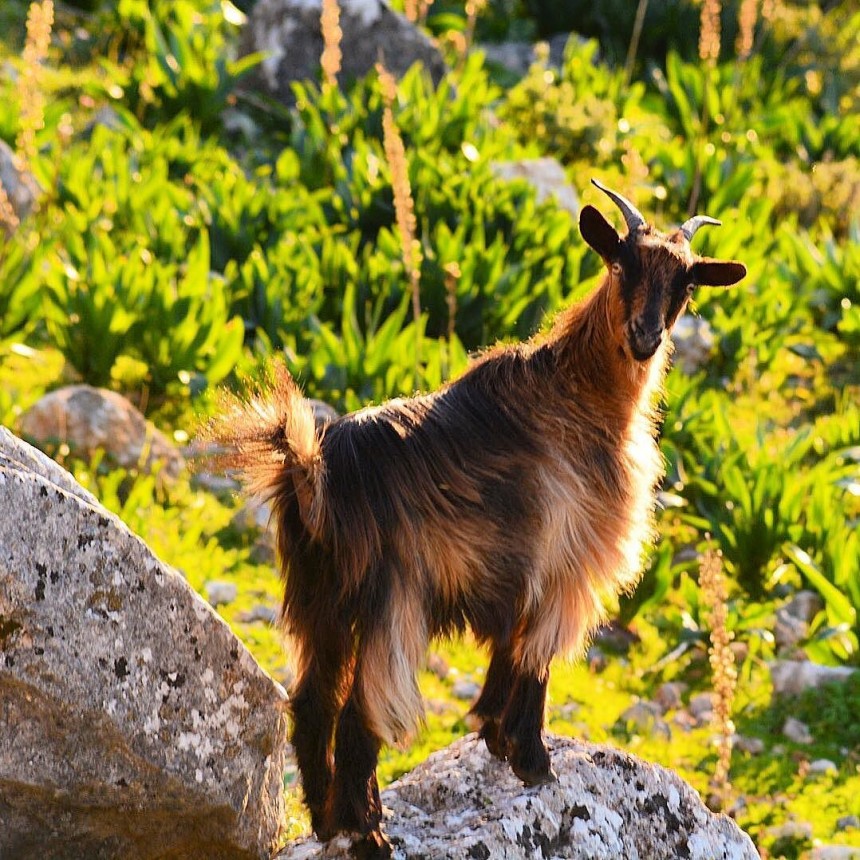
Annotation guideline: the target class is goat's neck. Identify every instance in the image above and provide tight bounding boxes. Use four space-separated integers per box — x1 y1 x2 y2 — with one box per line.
551 279 670 427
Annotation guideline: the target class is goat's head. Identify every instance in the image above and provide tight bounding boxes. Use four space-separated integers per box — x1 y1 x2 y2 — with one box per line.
580 179 747 362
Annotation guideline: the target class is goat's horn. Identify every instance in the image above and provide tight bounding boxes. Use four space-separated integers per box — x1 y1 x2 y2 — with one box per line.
591 178 647 234
680 215 722 241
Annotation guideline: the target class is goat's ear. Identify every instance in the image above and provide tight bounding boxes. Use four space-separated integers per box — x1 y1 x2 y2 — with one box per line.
580 205 621 261
691 258 747 287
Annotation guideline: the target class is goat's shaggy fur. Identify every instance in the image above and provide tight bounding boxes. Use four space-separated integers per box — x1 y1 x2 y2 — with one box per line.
205 183 746 857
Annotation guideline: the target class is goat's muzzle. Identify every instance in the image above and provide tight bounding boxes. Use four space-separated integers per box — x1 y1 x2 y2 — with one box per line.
627 319 664 361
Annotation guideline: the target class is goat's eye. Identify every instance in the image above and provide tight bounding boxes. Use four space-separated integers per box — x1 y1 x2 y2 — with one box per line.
611 262 623 276
685 283 695 295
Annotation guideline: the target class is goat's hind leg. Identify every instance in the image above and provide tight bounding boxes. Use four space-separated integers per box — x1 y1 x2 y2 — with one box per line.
289 627 352 840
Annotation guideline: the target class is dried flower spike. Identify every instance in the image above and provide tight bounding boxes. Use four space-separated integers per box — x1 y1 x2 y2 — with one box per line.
736 0 758 61
378 63 422 332
698 0 722 67
699 547 737 807
16 0 54 172
320 0 342 87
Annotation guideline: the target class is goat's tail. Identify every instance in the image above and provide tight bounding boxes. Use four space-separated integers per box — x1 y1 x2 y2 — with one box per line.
201 361 326 540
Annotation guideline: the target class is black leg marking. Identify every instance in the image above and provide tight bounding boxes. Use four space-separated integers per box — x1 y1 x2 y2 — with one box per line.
500 669 556 786
332 695 384 836
289 629 352 840
471 644 515 761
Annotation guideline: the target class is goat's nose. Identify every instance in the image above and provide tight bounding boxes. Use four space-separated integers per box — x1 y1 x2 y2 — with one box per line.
628 319 663 360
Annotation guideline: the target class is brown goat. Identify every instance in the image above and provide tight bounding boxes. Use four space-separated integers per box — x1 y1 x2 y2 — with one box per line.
206 180 746 858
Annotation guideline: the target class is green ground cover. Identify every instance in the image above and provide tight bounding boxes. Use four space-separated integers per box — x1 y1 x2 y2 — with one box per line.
1 1 858 856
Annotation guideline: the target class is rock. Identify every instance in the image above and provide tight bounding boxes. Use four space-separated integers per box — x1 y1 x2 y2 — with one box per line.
450 679 481 701
808 759 838 775
205 580 238 607
425 651 449 681
492 158 580 216
783 590 824 624
732 735 765 755
0 138 38 231
654 681 688 713
308 398 339 427
242 603 279 625
231 499 273 534
688 692 716 719
770 660 855 697
775 590 823 651
671 314 715 374
837 816 860 831
0 427 289 859
768 821 814 842
617 700 670 738
782 717 813 745
478 32 584 78
811 848 860 860
240 0 445 107
276 734 758 859
19 386 185 480
586 644 608 673
774 608 808 652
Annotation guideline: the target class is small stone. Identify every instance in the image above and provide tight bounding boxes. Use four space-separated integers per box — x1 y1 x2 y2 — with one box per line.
425 652 449 681
770 660 855 698
205 581 238 608
243 604 278 625
768 820 814 841
653 682 687 713
230 501 272 534
688 692 716 719
491 158 579 216
782 717 813 745
308 399 339 428
775 609 808 652
808 758 838 775
783 590 824 624
672 314 715 374
617 701 671 739
586 645 608 673
450 680 481 702
732 735 765 755
810 847 860 860
837 816 860 831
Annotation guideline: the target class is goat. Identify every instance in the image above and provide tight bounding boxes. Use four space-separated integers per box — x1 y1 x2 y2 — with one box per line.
206 180 746 858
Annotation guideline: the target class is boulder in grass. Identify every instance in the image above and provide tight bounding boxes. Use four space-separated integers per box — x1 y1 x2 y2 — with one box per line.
276 734 758 860
19 385 185 479
0 427 289 859
239 0 446 106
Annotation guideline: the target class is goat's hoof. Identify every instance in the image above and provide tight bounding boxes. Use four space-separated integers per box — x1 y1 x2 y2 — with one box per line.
509 745 556 786
350 830 392 859
479 719 508 761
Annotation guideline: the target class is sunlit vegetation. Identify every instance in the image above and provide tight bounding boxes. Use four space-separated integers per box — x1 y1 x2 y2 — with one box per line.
0 0 857 855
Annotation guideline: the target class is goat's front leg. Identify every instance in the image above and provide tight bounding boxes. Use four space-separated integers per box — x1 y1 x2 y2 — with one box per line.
499 665 556 786
470 642 515 761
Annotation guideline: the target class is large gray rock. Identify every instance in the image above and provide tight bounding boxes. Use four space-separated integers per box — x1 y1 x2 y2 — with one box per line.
770 660 855 697
240 0 446 105
491 158 580 216
277 734 757 859
19 385 185 479
0 427 289 859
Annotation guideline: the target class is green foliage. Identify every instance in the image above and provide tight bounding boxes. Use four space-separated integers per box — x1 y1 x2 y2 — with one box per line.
2 0 860 849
